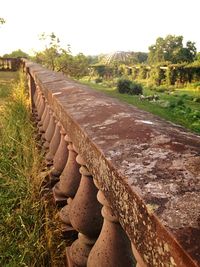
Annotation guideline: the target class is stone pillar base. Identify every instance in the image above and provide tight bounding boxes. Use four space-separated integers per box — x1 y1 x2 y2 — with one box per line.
52 186 67 207
61 224 78 240
66 247 77 267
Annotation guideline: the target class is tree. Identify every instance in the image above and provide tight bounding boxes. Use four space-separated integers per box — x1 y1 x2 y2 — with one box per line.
129 52 148 64
0 18 5 25
195 52 200 62
148 35 197 64
36 32 64 70
34 32 89 78
175 41 197 63
3 49 29 58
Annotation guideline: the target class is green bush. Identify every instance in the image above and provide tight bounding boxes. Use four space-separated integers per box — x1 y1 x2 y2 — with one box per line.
169 98 185 108
117 79 132 94
129 81 143 95
117 79 143 95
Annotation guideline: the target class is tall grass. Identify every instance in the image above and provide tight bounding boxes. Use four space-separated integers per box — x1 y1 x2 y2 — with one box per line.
0 72 50 266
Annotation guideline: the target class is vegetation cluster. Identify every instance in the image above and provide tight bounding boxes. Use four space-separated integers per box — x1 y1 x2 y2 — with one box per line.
0 72 65 266
117 79 143 95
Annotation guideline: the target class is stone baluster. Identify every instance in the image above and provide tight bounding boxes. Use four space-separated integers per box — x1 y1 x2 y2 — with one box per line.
45 121 61 166
33 88 42 118
132 243 147 267
38 99 48 128
87 180 135 267
37 93 45 121
53 139 81 206
39 104 50 134
66 155 103 267
43 112 56 150
51 127 68 175
41 125 68 192
32 88 39 116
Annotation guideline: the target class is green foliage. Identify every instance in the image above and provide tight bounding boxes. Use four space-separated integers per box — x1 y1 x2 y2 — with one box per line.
129 52 148 64
117 78 132 94
149 65 166 86
169 97 184 108
34 33 89 78
166 66 177 85
149 85 169 93
117 78 143 95
138 66 149 79
130 81 143 95
195 52 200 62
132 67 139 79
148 35 197 64
93 64 114 79
67 53 89 78
0 17 5 24
3 49 29 58
93 65 106 78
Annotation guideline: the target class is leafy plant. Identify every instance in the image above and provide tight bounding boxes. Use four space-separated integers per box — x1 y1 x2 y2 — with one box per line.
117 78 133 94
129 81 143 95
117 79 143 95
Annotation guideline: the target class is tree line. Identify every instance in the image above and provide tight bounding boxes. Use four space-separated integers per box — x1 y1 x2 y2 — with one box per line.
1 31 200 85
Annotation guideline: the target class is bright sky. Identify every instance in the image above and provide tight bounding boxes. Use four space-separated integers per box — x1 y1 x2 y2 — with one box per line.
1 0 200 56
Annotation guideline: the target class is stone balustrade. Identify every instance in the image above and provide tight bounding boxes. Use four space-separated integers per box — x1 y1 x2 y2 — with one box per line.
0 57 21 71
24 59 200 267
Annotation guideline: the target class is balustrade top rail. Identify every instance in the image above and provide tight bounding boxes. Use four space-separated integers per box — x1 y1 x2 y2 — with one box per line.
23 59 200 267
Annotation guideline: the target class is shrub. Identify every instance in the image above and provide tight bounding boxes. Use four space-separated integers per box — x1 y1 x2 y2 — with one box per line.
129 81 143 95
169 98 184 108
117 79 132 94
117 79 143 95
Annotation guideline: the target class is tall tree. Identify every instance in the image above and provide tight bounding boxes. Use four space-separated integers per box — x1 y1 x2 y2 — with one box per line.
3 49 29 58
148 35 196 64
35 32 89 78
129 52 148 64
36 32 64 70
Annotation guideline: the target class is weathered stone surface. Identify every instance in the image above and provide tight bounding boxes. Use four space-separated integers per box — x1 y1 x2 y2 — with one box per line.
26 61 200 267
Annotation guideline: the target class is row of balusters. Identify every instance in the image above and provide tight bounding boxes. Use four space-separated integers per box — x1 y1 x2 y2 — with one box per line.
32 85 147 267
0 59 13 70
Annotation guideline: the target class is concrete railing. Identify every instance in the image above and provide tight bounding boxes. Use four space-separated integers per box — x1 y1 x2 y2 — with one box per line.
0 57 21 71
23 59 200 267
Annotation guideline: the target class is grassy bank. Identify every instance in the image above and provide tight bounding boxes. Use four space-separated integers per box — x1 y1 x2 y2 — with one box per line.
0 71 19 108
80 78 200 134
0 72 65 266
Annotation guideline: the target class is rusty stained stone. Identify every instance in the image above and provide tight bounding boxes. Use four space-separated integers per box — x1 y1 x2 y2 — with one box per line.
26 61 200 267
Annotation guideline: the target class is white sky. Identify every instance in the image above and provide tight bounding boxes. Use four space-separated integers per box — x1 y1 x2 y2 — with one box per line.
0 0 200 56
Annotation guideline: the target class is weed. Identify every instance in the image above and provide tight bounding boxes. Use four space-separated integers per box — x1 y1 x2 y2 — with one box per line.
0 72 51 266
